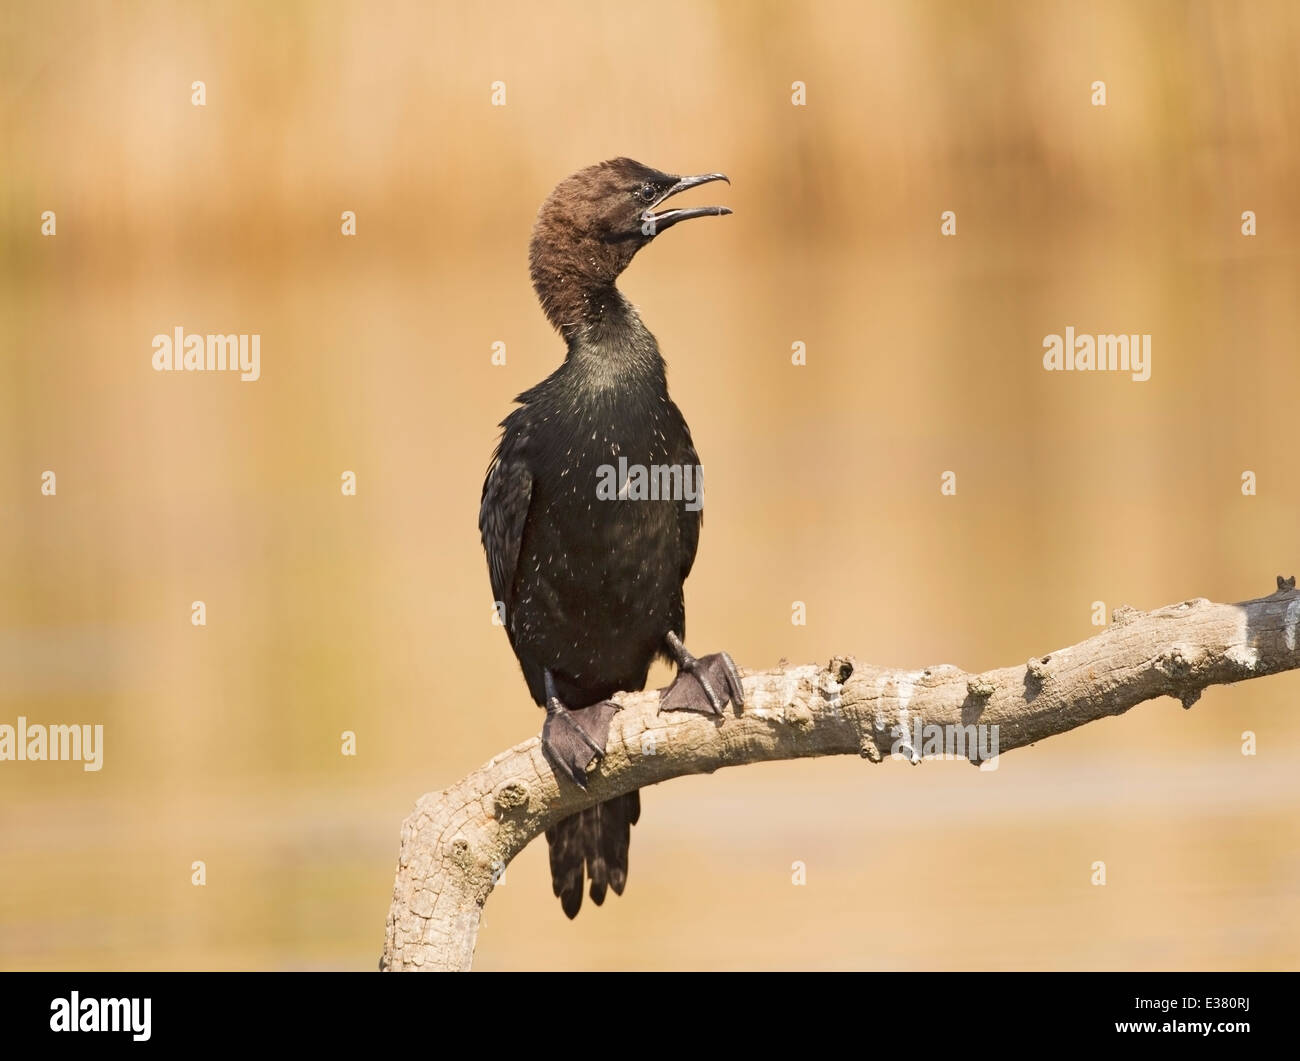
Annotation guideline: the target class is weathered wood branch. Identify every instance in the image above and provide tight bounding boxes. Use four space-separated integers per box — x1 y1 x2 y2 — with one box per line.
381 576 1300 971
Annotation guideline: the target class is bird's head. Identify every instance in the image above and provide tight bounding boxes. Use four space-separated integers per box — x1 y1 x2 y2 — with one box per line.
528 158 731 331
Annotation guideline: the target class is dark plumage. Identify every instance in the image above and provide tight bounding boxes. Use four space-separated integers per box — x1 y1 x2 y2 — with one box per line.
479 158 743 918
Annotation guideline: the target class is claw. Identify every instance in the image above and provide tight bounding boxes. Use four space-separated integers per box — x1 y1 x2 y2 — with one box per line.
549 697 605 756
542 699 619 789
718 651 745 708
691 666 723 712
659 642 745 717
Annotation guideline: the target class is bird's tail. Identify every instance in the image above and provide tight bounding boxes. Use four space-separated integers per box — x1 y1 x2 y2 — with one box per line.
545 790 641 918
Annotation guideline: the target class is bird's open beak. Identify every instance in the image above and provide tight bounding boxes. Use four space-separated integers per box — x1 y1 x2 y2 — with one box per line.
641 173 731 235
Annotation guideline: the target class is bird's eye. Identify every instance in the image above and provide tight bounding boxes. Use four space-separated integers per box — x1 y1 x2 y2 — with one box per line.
639 183 656 203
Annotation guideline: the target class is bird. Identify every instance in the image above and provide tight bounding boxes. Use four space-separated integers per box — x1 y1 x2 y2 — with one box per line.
479 158 745 919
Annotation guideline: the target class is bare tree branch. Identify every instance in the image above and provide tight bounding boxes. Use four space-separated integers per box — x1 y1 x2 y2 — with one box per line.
381 576 1300 971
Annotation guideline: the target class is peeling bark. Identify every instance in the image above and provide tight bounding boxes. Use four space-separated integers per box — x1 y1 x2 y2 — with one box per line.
382 576 1300 971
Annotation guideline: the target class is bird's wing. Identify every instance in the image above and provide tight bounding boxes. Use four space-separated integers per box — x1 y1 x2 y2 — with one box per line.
479 431 534 621
671 405 702 584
